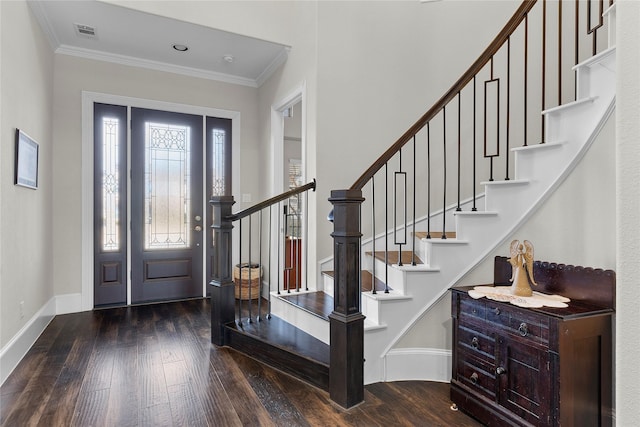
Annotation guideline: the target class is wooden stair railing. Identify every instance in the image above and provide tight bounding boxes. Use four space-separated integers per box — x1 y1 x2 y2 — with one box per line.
330 0 613 409
210 180 316 345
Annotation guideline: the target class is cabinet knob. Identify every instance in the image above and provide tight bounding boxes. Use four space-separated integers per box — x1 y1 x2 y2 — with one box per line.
493 307 501 315
470 372 479 385
518 322 529 337
471 337 479 349
496 366 507 375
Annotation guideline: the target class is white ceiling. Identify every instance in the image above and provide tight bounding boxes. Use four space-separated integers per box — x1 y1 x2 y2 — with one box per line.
28 0 290 87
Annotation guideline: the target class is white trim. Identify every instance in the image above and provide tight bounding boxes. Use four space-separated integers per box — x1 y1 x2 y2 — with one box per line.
0 297 56 386
81 91 241 311
57 45 261 88
269 83 308 291
383 348 451 383
56 293 83 315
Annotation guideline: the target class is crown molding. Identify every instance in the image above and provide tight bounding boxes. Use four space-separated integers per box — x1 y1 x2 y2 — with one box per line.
256 46 290 87
56 44 260 87
27 0 60 50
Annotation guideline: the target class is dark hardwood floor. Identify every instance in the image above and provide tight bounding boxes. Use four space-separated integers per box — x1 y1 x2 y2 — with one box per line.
0 299 483 426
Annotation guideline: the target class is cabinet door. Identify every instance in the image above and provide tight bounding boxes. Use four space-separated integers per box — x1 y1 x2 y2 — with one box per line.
496 337 552 426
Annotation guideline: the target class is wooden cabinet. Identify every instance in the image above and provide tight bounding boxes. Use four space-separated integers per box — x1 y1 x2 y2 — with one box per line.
450 257 614 426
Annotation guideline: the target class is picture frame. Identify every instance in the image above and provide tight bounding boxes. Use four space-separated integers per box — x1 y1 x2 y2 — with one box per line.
14 129 39 189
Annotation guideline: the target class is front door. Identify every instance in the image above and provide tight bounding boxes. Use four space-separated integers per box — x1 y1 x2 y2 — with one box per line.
94 103 232 307
130 108 204 303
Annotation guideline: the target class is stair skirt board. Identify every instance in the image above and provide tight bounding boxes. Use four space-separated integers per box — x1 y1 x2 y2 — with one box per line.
383 348 452 383
270 291 330 344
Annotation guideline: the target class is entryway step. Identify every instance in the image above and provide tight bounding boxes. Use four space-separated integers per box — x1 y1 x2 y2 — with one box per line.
224 315 329 391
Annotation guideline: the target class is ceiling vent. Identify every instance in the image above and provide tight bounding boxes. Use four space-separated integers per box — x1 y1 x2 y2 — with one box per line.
74 23 97 39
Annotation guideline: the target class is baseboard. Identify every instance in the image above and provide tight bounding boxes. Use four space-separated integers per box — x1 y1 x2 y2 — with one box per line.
0 293 84 386
56 292 83 315
384 347 452 383
0 297 56 386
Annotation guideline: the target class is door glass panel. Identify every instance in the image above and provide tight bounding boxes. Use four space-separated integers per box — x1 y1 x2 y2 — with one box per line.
211 128 226 196
144 121 191 250
101 117 121 251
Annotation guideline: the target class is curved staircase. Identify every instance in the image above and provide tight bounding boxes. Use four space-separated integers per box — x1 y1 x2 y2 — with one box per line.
271 12 616 386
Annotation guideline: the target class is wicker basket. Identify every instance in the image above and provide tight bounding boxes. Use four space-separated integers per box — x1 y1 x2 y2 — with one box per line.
233 263 262 300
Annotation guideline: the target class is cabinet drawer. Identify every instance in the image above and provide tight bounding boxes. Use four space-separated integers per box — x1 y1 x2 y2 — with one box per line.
457 324 496 363
455 349 496 401
459 296 487 323
486 302 549 347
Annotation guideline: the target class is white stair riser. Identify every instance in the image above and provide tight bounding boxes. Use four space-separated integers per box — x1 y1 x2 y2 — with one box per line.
270 295 330 344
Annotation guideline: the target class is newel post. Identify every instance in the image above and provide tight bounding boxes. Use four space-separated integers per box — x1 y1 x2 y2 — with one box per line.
328 189 365 409
210 195 235 346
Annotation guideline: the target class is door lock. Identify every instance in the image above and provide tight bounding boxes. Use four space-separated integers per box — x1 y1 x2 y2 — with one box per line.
194 225 203 232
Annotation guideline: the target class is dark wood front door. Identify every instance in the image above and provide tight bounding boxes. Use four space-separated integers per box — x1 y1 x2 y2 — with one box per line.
130 108 204 303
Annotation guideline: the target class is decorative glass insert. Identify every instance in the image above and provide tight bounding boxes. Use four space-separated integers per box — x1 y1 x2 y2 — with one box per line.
102 117 120 252
144 122 191 250
211 128 226 196
287 159 302 238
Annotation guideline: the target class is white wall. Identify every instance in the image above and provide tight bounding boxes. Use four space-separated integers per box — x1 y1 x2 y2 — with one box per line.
0 0 54 347
615 0 640 422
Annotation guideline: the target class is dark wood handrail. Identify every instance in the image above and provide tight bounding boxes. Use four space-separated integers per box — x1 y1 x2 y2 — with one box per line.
350 0 537 191
225 179 316 222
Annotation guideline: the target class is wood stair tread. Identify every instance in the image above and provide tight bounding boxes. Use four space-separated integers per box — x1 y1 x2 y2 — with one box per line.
323 270 390 292
414 231 457 239
279 291 333 320
366 250 424 265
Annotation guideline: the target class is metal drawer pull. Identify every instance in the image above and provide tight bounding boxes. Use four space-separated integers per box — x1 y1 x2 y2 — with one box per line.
470 372 479 385
518 322 529 337
471 337 479 349
493 307 500 315
496 366 506 375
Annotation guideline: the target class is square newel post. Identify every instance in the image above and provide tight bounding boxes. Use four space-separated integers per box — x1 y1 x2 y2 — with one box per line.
328 189 365 409
210 195 235 346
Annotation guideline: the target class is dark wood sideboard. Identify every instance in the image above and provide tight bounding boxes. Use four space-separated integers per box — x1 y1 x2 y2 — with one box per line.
450 256 614 426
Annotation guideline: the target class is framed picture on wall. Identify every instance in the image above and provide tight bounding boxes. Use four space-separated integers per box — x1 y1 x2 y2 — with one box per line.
15 129 39 189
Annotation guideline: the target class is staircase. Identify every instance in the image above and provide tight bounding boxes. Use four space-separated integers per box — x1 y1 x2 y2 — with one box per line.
271 0 616 385
210 0 617 410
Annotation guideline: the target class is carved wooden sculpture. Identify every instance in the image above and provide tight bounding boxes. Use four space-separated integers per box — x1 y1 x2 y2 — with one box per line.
508 240 537 297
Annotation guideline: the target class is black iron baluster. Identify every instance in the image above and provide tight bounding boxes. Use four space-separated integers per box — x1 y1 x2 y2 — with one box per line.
457 91 462 211
394 149 406 266
237 219 243 326
304 192 309 291
575 0 579 101
371 175 376 294
427 122 432 237
524 14 529 147
442 106 447 240
542 0 547 144
384 163 389 293
506 37 511 181
277 203 281 295
258 210 263 321
558 0 562 107
412 135 417 266
267 205 272 318
248 214 253 323
472 77 478 212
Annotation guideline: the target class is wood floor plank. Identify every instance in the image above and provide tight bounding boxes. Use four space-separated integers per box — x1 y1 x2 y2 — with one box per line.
232 351 311 427
103 344 140 427
0 298 483 427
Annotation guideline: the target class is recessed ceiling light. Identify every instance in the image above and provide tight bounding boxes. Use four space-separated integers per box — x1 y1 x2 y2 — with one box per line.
172 44 189 52
223 54 234 63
